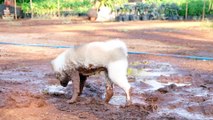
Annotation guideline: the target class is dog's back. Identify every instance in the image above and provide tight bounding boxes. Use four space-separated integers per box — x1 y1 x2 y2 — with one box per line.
73 39 128 67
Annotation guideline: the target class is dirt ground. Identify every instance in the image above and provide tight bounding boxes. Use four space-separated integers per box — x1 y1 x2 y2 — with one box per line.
0 19 213 120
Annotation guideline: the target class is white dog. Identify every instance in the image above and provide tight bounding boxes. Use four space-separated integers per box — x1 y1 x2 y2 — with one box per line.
51 39 131 104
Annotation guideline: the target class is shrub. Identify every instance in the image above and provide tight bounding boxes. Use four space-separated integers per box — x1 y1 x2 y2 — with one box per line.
21 0 92 17
177 0 210 17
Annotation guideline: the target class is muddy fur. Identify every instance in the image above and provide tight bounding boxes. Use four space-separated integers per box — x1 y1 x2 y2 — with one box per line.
51 39 131 104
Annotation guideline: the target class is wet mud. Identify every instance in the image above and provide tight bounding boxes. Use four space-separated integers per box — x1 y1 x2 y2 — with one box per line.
1 48 212 120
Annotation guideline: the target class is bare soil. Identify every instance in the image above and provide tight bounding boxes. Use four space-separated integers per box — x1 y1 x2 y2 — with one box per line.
0 19 213 120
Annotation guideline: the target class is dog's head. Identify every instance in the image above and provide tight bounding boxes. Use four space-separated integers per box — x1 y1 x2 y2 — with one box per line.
55 72 69 87
51 50 70 87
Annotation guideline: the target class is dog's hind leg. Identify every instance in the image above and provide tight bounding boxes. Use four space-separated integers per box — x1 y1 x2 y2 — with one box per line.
79 73 87 96
107 60 132 105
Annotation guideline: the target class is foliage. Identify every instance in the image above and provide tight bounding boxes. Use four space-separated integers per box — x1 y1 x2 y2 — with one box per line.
210 0 213 11
134 2 180 20
115 0 212 21
95 0 128 11
21 2 30 13
146 0 211 17
135 2 150 15
61 0 92 14
1 0 212 19
178 0 210 17
20 0 93 17
164 3 180 19
117 4 134 14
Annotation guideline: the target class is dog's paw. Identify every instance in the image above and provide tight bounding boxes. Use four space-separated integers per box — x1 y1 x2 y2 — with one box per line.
119 100 132 108
126 100 132 106
67 99 76 104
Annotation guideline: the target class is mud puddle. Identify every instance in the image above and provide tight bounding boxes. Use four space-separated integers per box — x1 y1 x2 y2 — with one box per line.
45 61 183 104
130 61 191 90
0 64 49 89
1 58 212 119
127 60 213 119
107 60 191 106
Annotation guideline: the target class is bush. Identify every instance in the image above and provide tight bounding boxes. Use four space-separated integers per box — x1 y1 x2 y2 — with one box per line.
61 0 92 14
9 0 213 19
146 0 211 17
21 0 92 18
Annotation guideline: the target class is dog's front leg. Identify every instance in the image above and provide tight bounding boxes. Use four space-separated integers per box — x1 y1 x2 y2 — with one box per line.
79 73 87 96
104 71 113 103
67 70 80 104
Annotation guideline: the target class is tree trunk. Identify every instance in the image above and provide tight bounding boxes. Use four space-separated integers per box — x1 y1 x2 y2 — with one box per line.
14 0 17 19
57 0 60 17
30 0 33 19
209 0 213 11
185 1 188 20
202 0 206 21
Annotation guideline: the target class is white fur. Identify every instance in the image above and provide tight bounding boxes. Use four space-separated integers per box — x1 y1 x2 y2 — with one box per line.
51 39 131 102
89 39 128 55
52 39 128 73
107 59 131 101
51 49 67 72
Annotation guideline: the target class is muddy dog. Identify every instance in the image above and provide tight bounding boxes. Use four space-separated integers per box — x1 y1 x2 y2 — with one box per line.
51 39 131 104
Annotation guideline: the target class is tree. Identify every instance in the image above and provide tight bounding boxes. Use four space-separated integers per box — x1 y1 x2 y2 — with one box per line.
57 0 60 17
14 0 17 19
209 0 213 11
30 0 33 18
185 1 188 20
202 0 206 20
